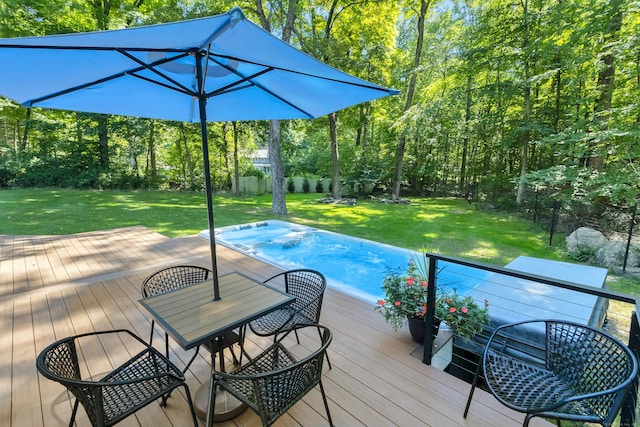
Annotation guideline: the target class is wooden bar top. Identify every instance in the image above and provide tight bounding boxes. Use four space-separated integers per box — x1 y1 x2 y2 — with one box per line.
138 272 294 350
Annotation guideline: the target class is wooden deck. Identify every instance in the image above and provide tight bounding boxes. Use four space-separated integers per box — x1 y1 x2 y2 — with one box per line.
1 227 551 426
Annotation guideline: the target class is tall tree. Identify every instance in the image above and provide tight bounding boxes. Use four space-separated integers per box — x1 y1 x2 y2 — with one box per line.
516 0 532 206
589 0 623 170
254 0 298 215
392 0 431 201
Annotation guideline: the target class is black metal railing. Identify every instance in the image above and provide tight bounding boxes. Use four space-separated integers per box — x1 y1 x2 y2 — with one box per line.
421 252 640 425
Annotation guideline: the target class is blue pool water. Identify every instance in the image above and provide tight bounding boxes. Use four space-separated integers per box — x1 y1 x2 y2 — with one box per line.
201 220 491 303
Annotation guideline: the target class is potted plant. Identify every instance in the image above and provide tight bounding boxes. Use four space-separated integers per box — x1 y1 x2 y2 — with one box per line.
438 291 490 342
375 253 445 343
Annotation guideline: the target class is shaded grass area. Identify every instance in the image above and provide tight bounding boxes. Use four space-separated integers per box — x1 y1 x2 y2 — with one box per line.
1 188 566 266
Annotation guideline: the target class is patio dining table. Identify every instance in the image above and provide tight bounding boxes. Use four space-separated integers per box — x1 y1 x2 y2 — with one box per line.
138 271 295 427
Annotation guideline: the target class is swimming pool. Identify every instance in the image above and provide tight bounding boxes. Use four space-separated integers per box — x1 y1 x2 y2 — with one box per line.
200 220 492 303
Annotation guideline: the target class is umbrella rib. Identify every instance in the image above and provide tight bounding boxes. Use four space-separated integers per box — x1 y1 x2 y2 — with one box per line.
205 61 315 119
116 48 197 96
23 48 196 107
211 53 397 94
25 70 131 107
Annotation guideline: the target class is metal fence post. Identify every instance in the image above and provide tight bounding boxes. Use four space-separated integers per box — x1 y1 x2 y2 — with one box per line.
623 204 637 274
620 311 639 426
422 254 438 365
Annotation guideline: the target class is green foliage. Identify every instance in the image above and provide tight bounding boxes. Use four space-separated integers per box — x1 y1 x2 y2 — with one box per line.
315 179 324 193
439 292 490 342
302 177 310 193
287 177 295 193
0 0 639 215
243 168 265 179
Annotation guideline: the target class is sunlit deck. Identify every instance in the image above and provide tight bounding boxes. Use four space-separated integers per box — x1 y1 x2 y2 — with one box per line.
1 226 552 426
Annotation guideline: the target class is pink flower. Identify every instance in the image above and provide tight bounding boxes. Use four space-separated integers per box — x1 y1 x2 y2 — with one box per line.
378 300 385 306
406 277 414 286
394 301 401 307
420 281 428 287
461 307 468 314
449 307 457 313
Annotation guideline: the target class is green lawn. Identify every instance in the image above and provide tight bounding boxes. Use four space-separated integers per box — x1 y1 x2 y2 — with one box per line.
0 188 567 267
3 187 639 308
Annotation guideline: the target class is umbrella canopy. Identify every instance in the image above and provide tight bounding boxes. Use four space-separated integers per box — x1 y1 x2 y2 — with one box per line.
0 7 398 299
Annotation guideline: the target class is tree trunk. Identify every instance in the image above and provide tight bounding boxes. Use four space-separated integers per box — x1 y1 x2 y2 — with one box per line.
89 0 112 172
269 121 287 214
329 112 340 199
255 0 298 215
590 0 623 170
553 67 562 132
233 122 240 196
182 124 195 188
20 108 30 155
175 126 186 187
147 120 156 180
516 0 531 206
96 115 109 171
222 123 232 190
460 75 471 193
392 0 430 201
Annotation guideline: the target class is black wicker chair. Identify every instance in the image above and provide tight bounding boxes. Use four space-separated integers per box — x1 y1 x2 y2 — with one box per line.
141 265 240 372
464 319 638 426
248 269 331 368
36 329 198 427
213 324 334 426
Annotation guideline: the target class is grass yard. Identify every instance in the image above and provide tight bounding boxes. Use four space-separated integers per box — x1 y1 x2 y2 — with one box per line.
1 188 567 268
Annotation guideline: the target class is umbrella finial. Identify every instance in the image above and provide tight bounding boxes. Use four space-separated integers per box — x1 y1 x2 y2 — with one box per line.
227 7 246 23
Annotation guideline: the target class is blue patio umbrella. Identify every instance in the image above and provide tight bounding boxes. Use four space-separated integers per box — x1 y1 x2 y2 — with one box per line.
0 7 398 299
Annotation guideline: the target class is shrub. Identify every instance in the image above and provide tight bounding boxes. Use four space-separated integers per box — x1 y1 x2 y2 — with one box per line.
302 177 310 193
287 177 295 193
316 179 323 193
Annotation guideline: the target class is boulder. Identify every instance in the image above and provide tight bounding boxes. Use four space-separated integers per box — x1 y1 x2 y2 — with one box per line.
595 240 640 268
565 227 607 257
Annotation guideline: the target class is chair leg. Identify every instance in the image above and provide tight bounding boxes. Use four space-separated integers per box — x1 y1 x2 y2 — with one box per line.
182 346 201 374
523 413 539 427
181 383 200 427
161 346 201 406
317 327 332 370
164 332 170 360
463 358 483 418
68 398 80 427
229 344 240 366
318 380 334 426
149 320 156 346
237 325 258 366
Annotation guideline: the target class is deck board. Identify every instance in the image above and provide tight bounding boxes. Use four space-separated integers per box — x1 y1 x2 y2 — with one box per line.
1 227 552 426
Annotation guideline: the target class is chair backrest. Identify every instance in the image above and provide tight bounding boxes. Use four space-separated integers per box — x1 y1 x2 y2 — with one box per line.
484 319 638 424
37 330 193 427
38 335 107 425
37 336 82 385
250 325 332 425
545 321 638 420
266 269 326 324
141 265 211 297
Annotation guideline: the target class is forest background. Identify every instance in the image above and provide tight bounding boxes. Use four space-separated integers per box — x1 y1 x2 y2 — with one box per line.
0 0 639 232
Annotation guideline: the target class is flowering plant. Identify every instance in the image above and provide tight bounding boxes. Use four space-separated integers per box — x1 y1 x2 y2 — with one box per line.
375 253 446 331
439 291 489 341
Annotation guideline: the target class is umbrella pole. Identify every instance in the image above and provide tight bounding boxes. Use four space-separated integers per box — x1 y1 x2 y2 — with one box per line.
197 57 221 301
201 114 220 301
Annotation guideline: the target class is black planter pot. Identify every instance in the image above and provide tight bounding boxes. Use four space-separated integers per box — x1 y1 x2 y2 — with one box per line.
407 317 441 344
